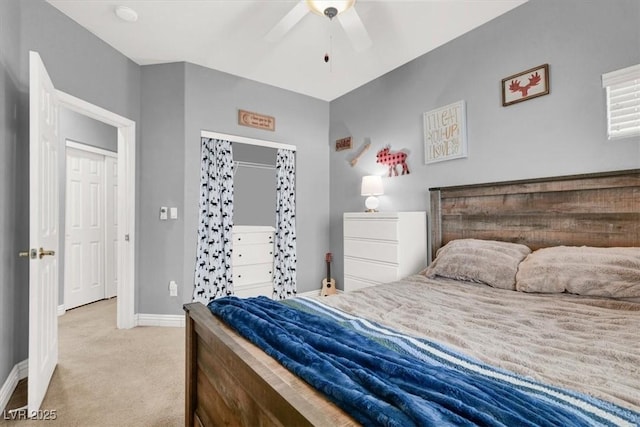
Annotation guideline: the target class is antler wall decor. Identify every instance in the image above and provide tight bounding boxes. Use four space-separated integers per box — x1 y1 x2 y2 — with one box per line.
509 72 541 97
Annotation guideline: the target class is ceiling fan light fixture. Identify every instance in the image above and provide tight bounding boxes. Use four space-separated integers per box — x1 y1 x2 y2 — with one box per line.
306 0 355 18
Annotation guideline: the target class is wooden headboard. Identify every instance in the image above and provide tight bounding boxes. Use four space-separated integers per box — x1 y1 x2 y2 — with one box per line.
429 169 640 261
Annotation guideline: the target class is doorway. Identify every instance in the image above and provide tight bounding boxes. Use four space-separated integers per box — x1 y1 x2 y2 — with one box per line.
57 91 136 329
27 50 136 415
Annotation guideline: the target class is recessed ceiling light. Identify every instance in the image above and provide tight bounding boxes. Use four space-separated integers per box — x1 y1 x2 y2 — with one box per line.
115 5 138 22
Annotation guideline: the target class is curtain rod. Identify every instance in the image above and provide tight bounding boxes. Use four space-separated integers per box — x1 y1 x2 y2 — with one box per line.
201 130 296 152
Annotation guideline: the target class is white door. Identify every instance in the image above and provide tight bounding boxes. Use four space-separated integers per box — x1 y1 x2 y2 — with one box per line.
28 51 59 415
65 148 106 309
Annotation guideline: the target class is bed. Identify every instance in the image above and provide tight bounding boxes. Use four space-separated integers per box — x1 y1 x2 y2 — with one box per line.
184 169 640 426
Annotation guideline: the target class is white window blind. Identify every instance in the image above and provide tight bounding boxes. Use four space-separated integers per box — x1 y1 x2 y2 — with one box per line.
602 64 640 140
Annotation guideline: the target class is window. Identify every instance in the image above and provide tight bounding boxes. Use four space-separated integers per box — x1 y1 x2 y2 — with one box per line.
602 64 640 140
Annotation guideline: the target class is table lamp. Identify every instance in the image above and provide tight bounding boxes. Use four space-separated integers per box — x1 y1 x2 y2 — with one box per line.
361 175 383 212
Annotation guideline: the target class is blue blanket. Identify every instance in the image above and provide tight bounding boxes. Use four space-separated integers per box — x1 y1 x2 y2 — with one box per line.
207 296 639 427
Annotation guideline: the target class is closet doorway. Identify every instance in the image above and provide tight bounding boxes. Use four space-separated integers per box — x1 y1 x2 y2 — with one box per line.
194 131 297 302
233 143 277 226
64 141 118 310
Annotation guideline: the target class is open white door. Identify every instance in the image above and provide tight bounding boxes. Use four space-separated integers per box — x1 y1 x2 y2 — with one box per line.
28 51 59 414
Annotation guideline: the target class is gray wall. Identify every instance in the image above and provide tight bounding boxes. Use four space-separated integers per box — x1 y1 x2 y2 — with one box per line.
138 61 330 316
328 0 640 287
0 0 23 392
60 108 117 152
138 62 330 314
182 63 330 307
0 0 142 386
138 62 186 315
19 0 142 327
58 107 118 306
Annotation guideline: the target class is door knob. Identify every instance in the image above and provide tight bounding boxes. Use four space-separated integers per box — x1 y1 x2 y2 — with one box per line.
38 247 56 259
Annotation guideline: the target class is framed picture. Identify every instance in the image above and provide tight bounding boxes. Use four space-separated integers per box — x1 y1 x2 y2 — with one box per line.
502 64 549 106
423 100 468 164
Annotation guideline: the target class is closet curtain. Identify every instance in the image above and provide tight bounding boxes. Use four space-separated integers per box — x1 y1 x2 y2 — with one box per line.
193 137 234 304
273 148 297 299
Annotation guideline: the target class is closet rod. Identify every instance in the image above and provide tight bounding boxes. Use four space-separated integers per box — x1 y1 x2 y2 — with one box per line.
234 160 276 170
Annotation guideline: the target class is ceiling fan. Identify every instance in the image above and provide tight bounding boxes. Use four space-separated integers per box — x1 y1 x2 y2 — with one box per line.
265 0 372 52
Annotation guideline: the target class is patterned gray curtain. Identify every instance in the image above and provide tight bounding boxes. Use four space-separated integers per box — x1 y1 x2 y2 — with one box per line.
193 137 234 304
273 148 297 300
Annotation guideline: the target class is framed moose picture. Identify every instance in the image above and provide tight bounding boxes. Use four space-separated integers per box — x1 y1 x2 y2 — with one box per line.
502 64 550 106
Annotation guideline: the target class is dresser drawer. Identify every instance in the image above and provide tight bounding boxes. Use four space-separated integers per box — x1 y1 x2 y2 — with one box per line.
234 263 273 286
344 276 380 292
233 243 274 266
344 219 398 241
234 282 272 298
344 239 399 264
234 232 274 246
344 257 398 283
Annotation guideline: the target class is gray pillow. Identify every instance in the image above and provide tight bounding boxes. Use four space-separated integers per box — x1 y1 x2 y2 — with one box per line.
424 239 531 290
515 246 640 298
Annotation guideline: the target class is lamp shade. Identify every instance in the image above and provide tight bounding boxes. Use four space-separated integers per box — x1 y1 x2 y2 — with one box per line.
361 175 383 196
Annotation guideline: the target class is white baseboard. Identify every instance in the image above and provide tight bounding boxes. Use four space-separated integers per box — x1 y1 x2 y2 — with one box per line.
131 291 339 329
0 359 28 412
57 304 65 316
297 289 343 297
135 313 185 327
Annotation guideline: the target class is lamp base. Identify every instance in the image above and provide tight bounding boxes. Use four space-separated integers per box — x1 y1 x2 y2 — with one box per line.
364 196 379 212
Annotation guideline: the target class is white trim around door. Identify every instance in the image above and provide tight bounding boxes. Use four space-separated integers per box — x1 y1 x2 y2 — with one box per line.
57 91 136 330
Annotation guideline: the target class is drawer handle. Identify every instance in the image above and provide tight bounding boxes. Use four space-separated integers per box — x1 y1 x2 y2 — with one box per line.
269 251 273 255
238 237 241 241
238 275 242 278
268 271 272 275
238 254 242 257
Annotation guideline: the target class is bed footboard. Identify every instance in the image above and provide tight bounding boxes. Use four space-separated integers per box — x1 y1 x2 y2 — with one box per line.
184 302 354 427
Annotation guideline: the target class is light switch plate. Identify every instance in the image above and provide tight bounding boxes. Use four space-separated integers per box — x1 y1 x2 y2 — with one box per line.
170 207 178 219
160 207 168 220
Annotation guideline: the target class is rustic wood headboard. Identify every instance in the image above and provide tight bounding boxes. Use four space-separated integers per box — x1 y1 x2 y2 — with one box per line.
429 169 640 261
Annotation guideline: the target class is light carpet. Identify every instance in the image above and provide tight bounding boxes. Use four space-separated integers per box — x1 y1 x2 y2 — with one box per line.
2 298 184 426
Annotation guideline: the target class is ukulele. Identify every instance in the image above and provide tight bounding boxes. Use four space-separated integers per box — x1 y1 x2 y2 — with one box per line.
321 252 336 296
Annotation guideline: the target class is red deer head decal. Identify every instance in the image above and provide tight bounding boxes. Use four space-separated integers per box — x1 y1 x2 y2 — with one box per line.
376 146 410 177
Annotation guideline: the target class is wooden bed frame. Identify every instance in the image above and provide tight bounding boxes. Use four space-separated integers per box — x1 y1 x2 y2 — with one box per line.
184 169 640 426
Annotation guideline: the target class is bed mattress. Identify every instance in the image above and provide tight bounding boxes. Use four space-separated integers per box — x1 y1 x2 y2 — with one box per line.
314 275 640 414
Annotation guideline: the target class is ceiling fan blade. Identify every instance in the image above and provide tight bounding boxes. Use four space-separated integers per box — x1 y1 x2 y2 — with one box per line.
337 7 372 52
265 1 310 43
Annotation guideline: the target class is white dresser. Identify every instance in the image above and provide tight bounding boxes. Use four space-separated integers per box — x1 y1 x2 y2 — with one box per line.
343 212 427 292
232 226 275 298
